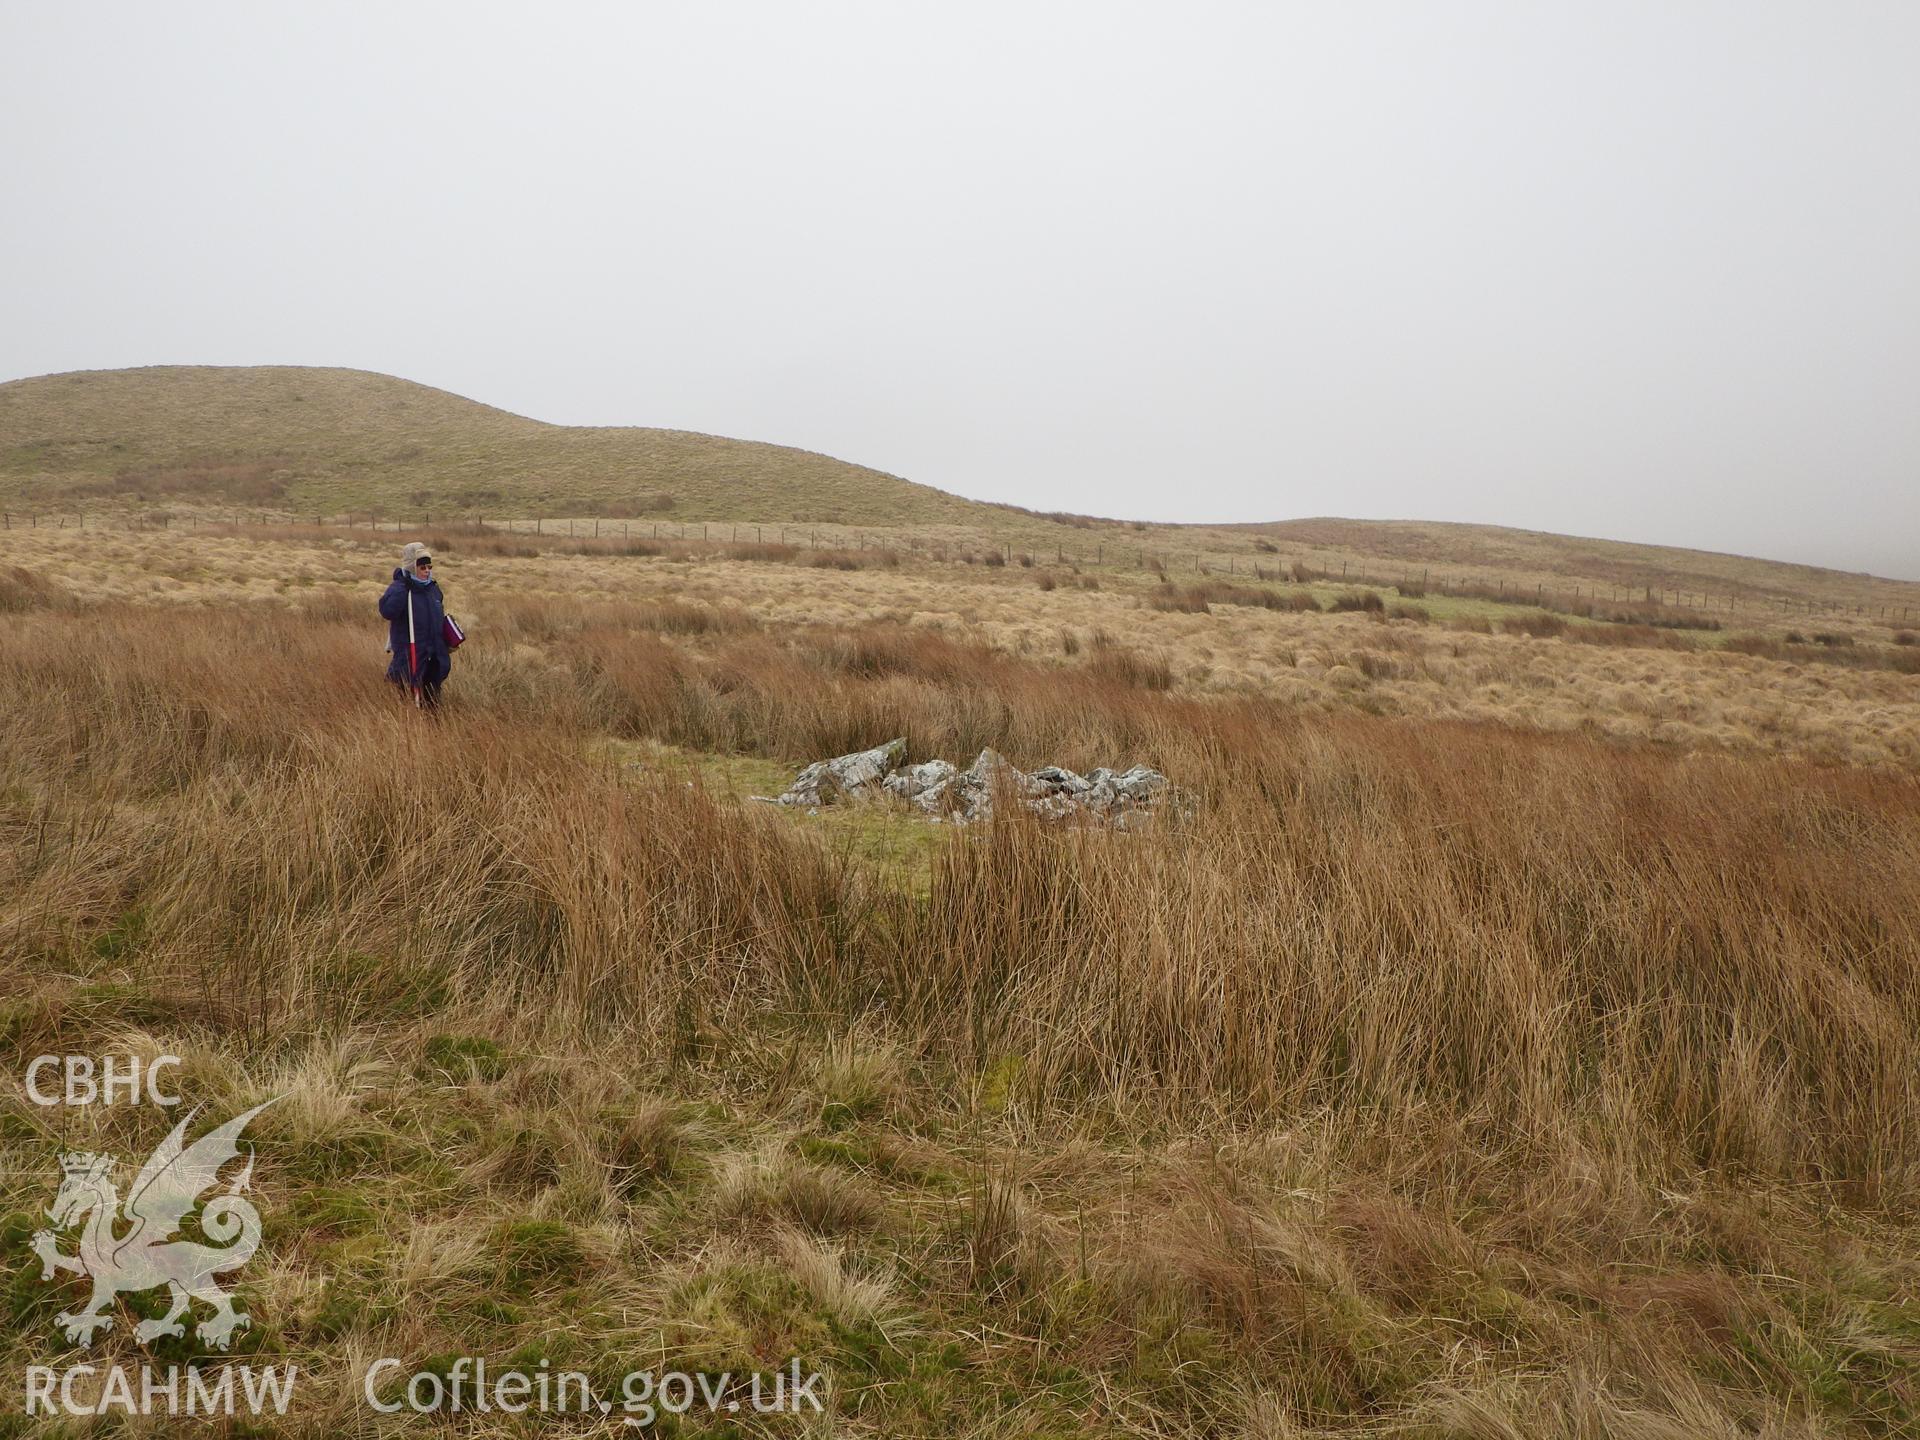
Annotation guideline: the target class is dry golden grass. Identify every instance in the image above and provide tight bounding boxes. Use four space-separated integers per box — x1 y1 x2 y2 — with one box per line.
9 523 1920 769
11 371 1920 1435
3 571 1919 1434
1246 515 1920 619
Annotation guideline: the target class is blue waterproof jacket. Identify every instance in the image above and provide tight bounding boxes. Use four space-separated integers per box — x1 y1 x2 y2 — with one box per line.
378 568 450 684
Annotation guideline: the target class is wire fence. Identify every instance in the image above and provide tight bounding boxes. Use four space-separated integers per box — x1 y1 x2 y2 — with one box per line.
4 506 1916 626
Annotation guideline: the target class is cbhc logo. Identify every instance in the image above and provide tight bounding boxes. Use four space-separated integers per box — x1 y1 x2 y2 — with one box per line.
24 1056 182 1107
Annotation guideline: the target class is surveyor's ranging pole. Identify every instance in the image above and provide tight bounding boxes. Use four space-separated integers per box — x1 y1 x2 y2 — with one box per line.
406 581 421 706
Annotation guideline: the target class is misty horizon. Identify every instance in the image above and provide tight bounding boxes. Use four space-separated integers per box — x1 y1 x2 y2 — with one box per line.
4 3 1915 578
14 357 1912 585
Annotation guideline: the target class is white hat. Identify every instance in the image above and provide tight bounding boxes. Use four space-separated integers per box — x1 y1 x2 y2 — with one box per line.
400 542 434 570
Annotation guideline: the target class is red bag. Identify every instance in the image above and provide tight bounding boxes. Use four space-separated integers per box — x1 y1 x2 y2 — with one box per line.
443 614 466 650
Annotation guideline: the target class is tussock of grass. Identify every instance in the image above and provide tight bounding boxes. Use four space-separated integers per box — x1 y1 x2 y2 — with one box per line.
1727 630 1920 676
0 563 73 612
3 596 1919 1433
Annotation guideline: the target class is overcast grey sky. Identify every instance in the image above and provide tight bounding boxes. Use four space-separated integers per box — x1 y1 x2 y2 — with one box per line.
3 3 1916 574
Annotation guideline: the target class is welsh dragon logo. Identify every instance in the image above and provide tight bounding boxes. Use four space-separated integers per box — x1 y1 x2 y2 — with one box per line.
31 1100 279 1350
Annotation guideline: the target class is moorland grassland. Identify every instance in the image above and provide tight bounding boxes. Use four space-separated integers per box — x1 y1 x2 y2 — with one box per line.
6 365 1920 622
8 522 1920 769
3 514 1919 1436
4 366 1920 1436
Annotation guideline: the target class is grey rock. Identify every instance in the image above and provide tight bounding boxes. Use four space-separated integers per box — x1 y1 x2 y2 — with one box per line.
1030 765 1090 794
962 747 1011 784
910 777 958 815
950 747 1047 822
1111 765 1168 800
773 737 907 806
882 758 958 800
765 738 1175 827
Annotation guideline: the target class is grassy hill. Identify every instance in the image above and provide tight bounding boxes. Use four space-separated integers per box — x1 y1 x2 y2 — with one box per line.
5 365 1916 614
0 365 998 527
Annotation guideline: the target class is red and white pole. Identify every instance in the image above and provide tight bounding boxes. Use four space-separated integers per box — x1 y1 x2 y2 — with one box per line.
407 585 421 706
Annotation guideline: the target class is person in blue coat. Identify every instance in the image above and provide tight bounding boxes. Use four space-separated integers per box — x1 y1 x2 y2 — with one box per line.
379 541 451 705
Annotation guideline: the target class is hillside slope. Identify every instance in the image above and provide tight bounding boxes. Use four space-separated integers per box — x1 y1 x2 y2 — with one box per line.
0 365 995 526
1245 517 1905 605
4 365 1913 613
